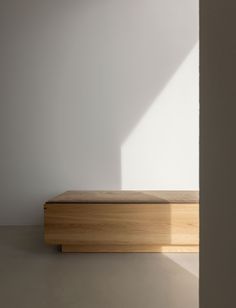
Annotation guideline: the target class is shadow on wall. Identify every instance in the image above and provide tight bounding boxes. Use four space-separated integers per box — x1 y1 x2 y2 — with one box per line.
0 0 198 224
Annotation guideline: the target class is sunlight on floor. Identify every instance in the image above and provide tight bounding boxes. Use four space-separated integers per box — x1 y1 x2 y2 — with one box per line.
164 253 199 277
121 42 199 190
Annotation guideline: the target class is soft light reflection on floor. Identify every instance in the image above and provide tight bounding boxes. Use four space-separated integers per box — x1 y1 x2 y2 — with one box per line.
164 253 199 277
0 226 198 308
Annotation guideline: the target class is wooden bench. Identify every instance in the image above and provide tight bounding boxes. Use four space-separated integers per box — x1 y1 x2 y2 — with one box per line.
44 191 199 252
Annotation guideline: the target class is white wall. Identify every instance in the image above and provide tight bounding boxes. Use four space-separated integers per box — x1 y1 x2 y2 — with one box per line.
122 43 199 189
0 0 198 224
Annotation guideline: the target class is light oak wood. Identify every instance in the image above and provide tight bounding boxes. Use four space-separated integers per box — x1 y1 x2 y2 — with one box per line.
44 204 198 245
61 244 199 253
44 191 199 252
47 190 199 204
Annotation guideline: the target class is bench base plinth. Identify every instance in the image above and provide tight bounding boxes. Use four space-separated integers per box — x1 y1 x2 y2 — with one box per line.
61 244 199 253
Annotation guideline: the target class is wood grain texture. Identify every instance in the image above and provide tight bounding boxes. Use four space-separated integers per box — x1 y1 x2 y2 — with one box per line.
61 244 199 253
44 203 199 249
47 190 199 204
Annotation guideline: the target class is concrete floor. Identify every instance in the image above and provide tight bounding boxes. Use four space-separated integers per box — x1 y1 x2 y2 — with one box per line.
0 226 198 308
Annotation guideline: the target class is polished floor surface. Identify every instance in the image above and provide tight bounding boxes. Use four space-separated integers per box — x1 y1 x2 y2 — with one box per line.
0 226 198 308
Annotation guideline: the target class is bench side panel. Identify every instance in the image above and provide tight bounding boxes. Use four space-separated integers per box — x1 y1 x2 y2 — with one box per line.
44 203 199 247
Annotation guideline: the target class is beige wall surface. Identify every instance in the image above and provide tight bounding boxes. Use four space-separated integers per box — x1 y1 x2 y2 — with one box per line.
0 0 198 224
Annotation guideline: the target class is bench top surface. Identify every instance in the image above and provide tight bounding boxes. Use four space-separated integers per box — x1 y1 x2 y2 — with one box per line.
46 190 199 204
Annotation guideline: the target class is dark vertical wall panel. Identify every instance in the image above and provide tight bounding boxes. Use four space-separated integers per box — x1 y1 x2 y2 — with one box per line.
200 0 236 307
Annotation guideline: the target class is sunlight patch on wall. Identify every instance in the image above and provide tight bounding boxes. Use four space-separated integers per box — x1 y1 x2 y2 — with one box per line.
121 43 199 190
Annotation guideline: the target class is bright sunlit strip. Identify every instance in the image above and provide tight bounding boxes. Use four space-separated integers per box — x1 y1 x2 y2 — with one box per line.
121 42 199 190
163 253 199 277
